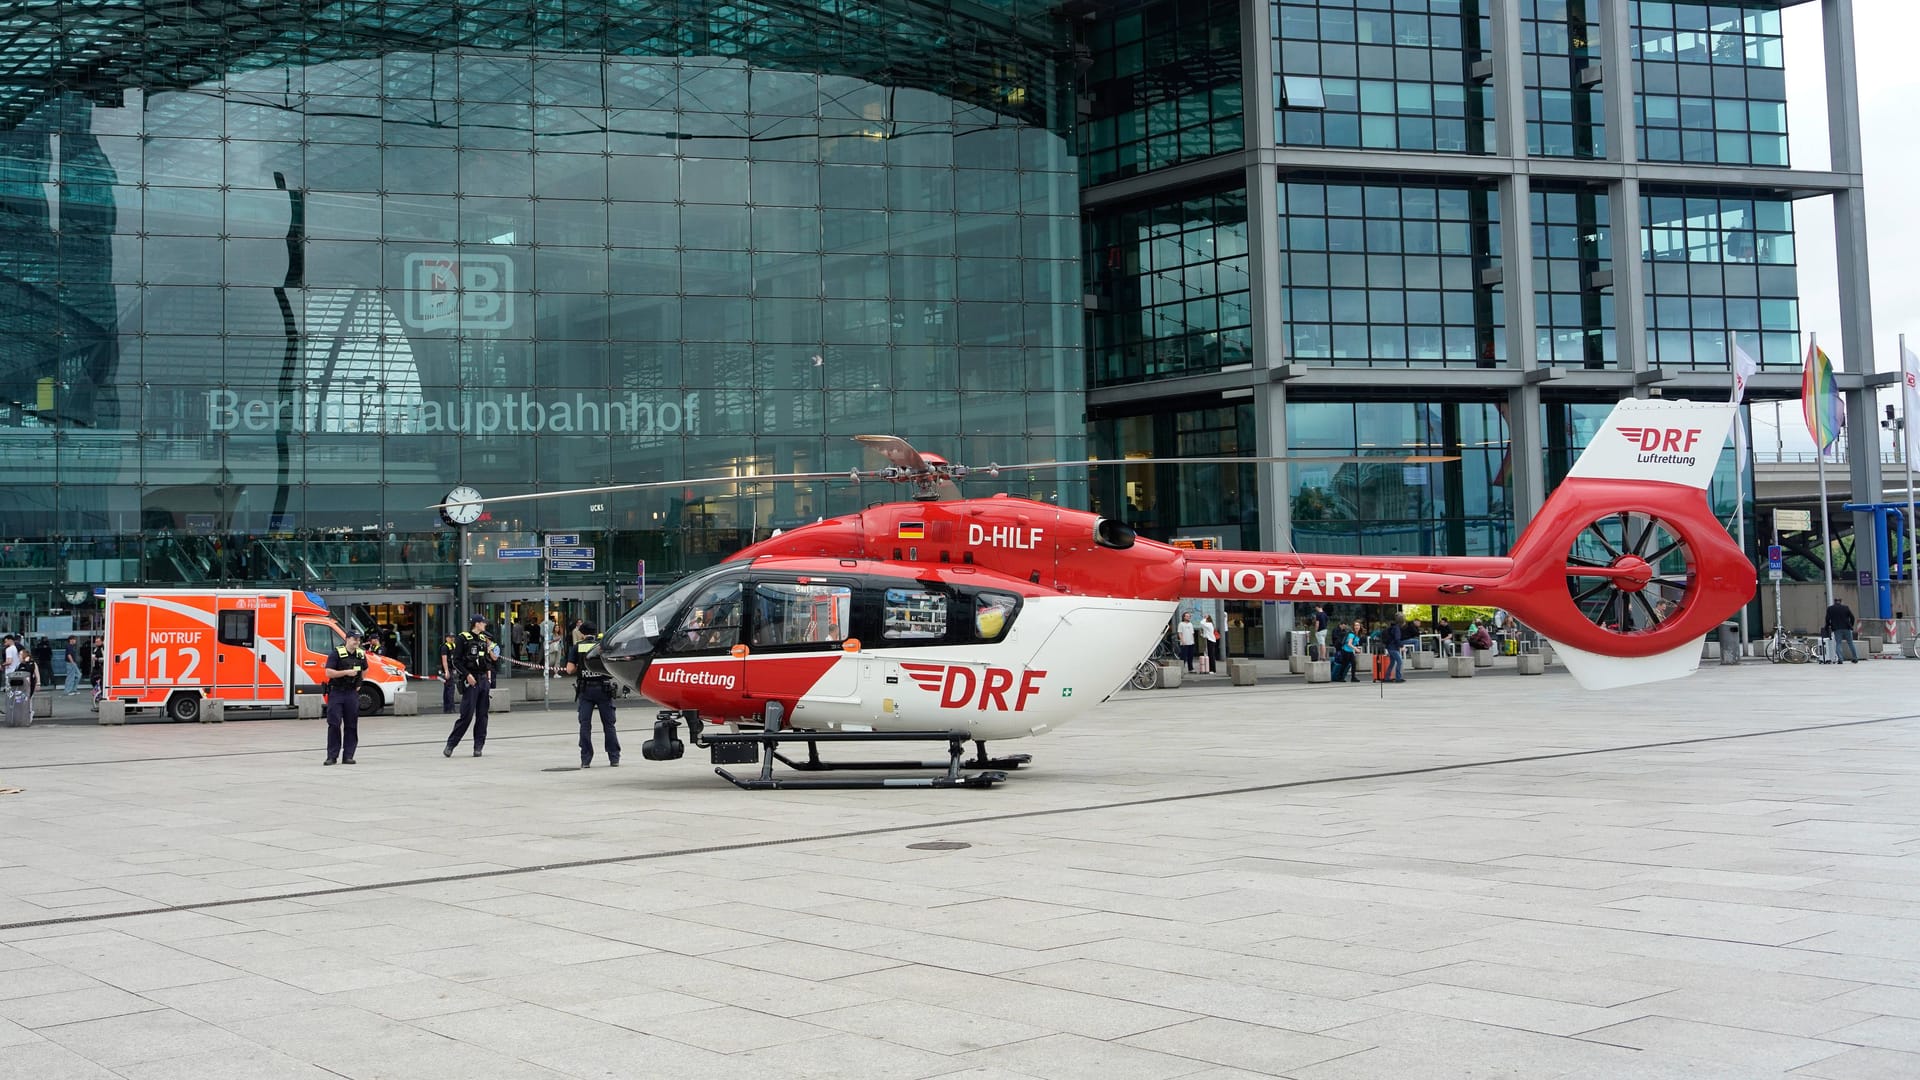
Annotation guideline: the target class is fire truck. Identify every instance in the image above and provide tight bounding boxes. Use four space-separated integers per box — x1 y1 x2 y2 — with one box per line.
100 589 407 721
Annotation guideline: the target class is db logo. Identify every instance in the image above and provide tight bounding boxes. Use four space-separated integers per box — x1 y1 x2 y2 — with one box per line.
901 662 1046 711
1617 426 1702 453
404 253 514 330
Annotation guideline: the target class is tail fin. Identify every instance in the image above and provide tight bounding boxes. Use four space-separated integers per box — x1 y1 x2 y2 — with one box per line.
1507 399 1749 691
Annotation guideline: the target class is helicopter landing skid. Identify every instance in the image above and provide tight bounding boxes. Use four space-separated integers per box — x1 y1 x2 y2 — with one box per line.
706 729 1010 790
774 738 1030 774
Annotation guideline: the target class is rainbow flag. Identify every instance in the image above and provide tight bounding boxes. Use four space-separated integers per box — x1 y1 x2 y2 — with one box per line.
1801 341 1844 453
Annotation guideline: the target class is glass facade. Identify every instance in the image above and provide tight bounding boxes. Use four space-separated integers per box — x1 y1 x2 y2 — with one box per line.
1642 191 1800 371
1524 0 1606 158
1273 0 1495 153
1287 400 1514 557
1531 186 1613 367
1081 0 1244 187
1086 187 1250 386
1279 176 1504 367
0 1 1085 618
1634 3 1787 166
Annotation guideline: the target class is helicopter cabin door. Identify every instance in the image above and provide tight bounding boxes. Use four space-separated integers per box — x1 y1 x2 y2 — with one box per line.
742 577 859 721
651 577 751 716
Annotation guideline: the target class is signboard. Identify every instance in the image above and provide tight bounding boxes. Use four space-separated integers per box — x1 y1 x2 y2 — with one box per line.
497 547 544 559
1769 569 1784 582
1858 570 1874 588
550 558 596 572
544 534 580 547
1765 545 1783 572
1171 536 1221 551
1403 465 1428 486
1775 509 1812 532
545 546 594 559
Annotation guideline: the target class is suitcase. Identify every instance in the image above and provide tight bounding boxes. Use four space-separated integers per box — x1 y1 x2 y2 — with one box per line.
1372 653 1391 681
5 687 32 728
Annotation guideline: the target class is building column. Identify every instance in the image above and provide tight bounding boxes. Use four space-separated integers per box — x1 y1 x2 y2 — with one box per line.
1825 0 1882 614
1487 0 1544 529
1243 0 1296 655
1598 0 1647 386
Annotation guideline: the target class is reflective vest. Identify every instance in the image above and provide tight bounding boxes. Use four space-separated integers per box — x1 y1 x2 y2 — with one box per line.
574 635 611 685
330 646 366 690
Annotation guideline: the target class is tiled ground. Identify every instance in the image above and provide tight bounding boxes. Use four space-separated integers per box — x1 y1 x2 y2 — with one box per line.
1 659 1917 1079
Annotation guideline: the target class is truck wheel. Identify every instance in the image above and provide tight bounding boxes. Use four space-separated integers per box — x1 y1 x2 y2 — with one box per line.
166 692 201 723
357 686 382 716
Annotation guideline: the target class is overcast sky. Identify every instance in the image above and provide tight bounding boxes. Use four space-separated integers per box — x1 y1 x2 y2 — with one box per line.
1763 0 1914 456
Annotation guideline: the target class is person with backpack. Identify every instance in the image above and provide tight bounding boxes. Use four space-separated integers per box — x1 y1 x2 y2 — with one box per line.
563 622 620 768
444 617 497 757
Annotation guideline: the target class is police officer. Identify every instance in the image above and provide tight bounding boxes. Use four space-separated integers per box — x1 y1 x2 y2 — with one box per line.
323 630 367 766
438 631 458 714
444 616 495 757
563 622 620 768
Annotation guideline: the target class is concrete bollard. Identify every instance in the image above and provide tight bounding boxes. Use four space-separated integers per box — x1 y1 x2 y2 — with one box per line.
1228 661 1257 686
1305 660 1332 684
33 694 52 719
98 700 127 725
1516 653 1545 675
296 694 323 719
200 698 224 723
391 690 419 716
489 686 512 712
1289 653 1307 675
1703 641 1720 660
1156 664 1183 689
1412 650 1436 670
1448 656 1475 678
1472 648 1493 668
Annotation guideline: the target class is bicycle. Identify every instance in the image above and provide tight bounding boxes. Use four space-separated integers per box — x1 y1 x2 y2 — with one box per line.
1765 625 1815 665
1127 622 1180 690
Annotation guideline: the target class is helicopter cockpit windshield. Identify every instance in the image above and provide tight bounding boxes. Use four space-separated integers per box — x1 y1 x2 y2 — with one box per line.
597 562 742 686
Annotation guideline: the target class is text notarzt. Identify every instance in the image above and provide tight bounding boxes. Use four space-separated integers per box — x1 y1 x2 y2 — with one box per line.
206 390 702 436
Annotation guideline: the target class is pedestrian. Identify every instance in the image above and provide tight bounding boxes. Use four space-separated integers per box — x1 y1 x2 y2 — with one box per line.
1340 620 1364 682
1824 597 1860 664
1383 616 1406 682
322 630 368 766
1176 611 1197 672
1199 614 1218 674
89 637 104 699
438 631 458 714
31 637 53 682
564 622 620 768
444 616 497 757
1312 604 1329 654
3 633 21 679
62 635 80 694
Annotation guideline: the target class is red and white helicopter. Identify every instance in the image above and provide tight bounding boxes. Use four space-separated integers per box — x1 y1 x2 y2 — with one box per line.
441 398 1752 789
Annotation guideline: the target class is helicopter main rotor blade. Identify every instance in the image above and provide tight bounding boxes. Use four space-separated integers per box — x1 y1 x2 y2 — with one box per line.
973 453 1460 473
852 434 931 473
426 469 860 510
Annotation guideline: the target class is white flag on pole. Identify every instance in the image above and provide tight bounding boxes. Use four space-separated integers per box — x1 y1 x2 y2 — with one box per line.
1732 341 1759 483
1902 341 1920 473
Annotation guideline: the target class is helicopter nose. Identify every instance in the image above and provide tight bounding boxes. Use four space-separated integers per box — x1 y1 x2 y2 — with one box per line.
599 652 651 690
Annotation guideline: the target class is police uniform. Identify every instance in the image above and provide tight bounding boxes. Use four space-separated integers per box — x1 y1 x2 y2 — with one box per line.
438 633 458 713
324 639 367 765
444 623 495 757
566 627 620 768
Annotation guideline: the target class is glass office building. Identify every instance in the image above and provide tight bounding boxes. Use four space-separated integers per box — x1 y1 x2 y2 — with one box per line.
0 1 1085 659
0 0 1883 664
1081 0 1881 656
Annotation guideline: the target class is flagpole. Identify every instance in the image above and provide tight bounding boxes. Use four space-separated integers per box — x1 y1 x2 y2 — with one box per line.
1813 332 1836 611
1902 334 1919 647
1729 342 1753 658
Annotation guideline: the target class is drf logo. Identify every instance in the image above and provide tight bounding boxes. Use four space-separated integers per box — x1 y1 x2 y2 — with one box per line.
1617 427 1702 454
901 662 1046 711
404 254 514 331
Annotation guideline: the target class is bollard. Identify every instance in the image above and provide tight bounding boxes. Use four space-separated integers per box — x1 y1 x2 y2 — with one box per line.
1228 660 1257 686
1718 621 1740 665
1472 648 1493 668
391 690 419 716
1305 661 1331 684
98 700 127 725
1516 653 1545 675
1289 653 1307 675
1448 656 1474 678
1412 650 1435 670
296 694 323 719
200 698 224 723
489 685 512 713
1156 664 1183 689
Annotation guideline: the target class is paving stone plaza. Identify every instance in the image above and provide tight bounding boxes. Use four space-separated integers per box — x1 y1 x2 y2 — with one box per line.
2 661 1917 1079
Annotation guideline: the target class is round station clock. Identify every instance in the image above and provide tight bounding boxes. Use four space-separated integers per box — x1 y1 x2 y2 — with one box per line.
441 485 484 527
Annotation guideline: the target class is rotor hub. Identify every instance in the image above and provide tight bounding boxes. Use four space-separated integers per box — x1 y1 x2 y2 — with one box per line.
1610 554 1653 593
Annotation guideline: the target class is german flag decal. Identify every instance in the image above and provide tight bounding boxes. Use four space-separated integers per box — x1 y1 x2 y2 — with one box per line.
897 521 925 539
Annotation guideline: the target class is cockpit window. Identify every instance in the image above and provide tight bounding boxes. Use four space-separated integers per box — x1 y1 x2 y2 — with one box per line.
602 563 735 655
752 582 852 647
663 581 743 654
